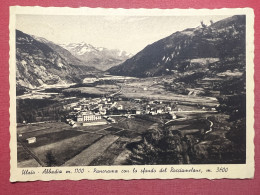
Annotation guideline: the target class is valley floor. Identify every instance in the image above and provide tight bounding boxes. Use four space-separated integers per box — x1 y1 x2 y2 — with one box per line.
16 74 245 167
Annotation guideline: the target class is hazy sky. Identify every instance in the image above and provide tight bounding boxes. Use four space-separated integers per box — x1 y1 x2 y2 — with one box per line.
16 15 231 54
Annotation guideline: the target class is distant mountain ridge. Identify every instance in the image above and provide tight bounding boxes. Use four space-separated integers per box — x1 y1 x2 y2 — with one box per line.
32 36 86 66
60 42 133 71
16 30 100 89
109 15 245 77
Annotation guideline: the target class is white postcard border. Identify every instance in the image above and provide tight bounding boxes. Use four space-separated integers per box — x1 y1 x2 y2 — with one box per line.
9 6 255 182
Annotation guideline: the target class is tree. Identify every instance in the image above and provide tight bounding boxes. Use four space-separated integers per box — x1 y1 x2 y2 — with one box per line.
126 129 162 165
226 118 246 149
126 128 189 165
217 94 246 121
216 93 246 163
200 21 207 29
158 130 185 164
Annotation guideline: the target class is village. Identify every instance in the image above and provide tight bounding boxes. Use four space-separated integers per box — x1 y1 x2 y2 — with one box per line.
65 97 175 127
63 95 217 128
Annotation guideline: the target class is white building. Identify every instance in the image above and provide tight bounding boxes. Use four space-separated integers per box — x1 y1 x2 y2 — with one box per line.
77 116 83 122
76 111 102 122
83 114 102 121
74 106 82 111
26 137 36 144
70 102 78 107
136 110 142 115
84 112 102 121
150 111 156 115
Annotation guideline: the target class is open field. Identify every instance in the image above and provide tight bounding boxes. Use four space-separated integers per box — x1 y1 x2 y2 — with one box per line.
63 135 119 166
63 84 120 96
89 137 131 166
30 133 102 166
116 77 219 107
17 122 70 134
18 122 111 138
114 130 141 139
104 127 122 133
120 90 218 107
17 116 158 167
20 130 86 148
111 117 155 133
18 126 103 166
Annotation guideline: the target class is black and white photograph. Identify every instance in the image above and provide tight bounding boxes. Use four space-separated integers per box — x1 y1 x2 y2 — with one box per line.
9 7 254 181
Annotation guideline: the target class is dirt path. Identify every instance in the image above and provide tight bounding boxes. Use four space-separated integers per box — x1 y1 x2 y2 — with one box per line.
62 135 119 166
205 119 213 134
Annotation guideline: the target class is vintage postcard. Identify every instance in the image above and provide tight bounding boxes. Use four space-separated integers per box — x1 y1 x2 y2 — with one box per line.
9 6 254 182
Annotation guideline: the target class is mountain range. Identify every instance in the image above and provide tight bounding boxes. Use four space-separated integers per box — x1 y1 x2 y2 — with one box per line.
59 42 132 71
16 30 100 89
109 15 245 77
16 15 245 90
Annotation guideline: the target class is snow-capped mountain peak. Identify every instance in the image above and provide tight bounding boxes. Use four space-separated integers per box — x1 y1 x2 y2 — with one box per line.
59 42 133 70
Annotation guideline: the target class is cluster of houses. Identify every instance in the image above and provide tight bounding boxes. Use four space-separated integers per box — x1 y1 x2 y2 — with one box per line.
64 97 180 127
143 103 177 119
64 97 113 127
